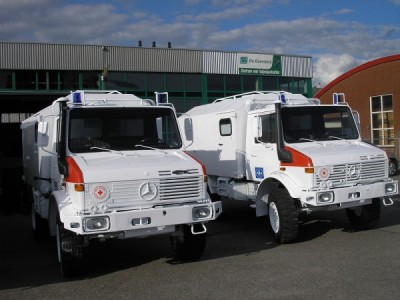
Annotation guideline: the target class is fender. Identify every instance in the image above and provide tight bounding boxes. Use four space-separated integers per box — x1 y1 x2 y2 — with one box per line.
47 190 69 236
255 172 300 217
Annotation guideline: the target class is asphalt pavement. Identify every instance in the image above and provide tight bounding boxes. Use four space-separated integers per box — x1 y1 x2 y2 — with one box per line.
1 177 400 299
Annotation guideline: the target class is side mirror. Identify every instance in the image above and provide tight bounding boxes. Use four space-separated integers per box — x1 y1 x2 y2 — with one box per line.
38 121 47 134
183 117 193 142
37 121 49 147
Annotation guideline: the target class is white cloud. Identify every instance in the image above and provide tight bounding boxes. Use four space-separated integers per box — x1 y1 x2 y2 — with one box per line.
313 54 359 87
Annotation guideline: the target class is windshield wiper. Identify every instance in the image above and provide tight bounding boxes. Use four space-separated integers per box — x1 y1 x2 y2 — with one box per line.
134 144 167 154
90 146 125 156
299 137 317 142
327 135 352 143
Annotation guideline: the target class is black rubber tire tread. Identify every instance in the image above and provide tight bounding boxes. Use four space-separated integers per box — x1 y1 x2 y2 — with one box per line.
389 159 398 177
346 198 381 230
171 225 206 261
207 189 221 202
56 214 83 278
268 188 299 244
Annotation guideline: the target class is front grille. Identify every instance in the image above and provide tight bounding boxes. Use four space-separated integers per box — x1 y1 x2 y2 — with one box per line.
84 172 203 211
160 176 202 200
315 159 387 187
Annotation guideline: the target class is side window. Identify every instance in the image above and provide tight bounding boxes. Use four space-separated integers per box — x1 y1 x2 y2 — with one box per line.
258 114 277 143
219 118 232 136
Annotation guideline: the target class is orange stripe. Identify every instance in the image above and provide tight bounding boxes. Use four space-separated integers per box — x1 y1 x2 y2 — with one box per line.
280 146 313 167
65 156 84 183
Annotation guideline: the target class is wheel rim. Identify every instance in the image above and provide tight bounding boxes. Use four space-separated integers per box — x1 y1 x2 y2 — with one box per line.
269 202 280 233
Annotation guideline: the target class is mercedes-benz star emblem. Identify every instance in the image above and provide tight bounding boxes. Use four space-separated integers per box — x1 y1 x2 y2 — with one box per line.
139 182 158 201
346 164 361 180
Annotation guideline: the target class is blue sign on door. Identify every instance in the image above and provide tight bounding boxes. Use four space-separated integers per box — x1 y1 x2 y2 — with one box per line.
255 167 264 179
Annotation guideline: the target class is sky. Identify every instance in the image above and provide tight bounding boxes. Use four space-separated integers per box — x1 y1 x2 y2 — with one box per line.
0 0 399 87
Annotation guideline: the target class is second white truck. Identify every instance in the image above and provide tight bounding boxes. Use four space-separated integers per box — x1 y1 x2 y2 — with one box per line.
179 91 398 243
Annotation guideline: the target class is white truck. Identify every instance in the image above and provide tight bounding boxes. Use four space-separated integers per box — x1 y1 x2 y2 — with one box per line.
21 90 222 277
178 91 398 243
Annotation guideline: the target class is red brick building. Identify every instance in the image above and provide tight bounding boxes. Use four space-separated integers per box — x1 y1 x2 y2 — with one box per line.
315 54 400 174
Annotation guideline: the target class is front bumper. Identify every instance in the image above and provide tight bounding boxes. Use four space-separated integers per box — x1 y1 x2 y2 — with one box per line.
299 180 398 210
60 201 222 238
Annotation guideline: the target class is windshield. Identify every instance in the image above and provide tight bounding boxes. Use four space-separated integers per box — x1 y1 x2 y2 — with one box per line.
282 106 359 143
68 107 182 153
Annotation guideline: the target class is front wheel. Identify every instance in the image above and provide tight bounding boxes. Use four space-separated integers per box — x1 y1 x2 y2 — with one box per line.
268 188 299 244
346 198 381 230
171 225 206 261
56 214 83 277
389 159 398 177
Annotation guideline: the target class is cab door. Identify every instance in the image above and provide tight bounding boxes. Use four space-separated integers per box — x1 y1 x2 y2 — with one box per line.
246 112 280 182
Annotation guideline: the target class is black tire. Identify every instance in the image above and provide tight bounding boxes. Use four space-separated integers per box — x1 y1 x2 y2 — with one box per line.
389 159 398 177
207 188 221 202
268 188 299 244
171 224 206 261
56 214 83 277
346 198 381 230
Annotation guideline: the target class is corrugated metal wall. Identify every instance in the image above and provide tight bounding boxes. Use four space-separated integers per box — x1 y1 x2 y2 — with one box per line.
106 46 202 72
0 42 312 78
282 55 313 78
202 51 238 74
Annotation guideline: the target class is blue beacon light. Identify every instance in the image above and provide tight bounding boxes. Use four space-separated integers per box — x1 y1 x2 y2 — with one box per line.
73 92 82 104
279 93 286 103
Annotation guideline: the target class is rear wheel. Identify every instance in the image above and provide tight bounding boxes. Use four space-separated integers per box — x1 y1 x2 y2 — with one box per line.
268 188 299 244
171 225 206 261
346 198 381 230
56 214 83 277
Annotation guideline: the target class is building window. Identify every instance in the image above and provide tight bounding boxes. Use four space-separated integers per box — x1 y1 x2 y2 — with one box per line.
15 71 36 90
60 71 80 90
82 72 99 89
0 71 13 89
370 94 394 146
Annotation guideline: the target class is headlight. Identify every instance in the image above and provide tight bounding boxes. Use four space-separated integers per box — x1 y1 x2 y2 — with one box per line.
317 192 334 204
193 206 211 220
84 216 110 232
385 183 397 194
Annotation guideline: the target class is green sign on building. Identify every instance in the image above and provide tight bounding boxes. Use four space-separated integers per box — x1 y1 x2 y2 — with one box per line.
238 54 282 76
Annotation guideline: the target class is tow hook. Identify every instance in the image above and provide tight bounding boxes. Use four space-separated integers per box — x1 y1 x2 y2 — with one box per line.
191 223 207 235
382 197 394 206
